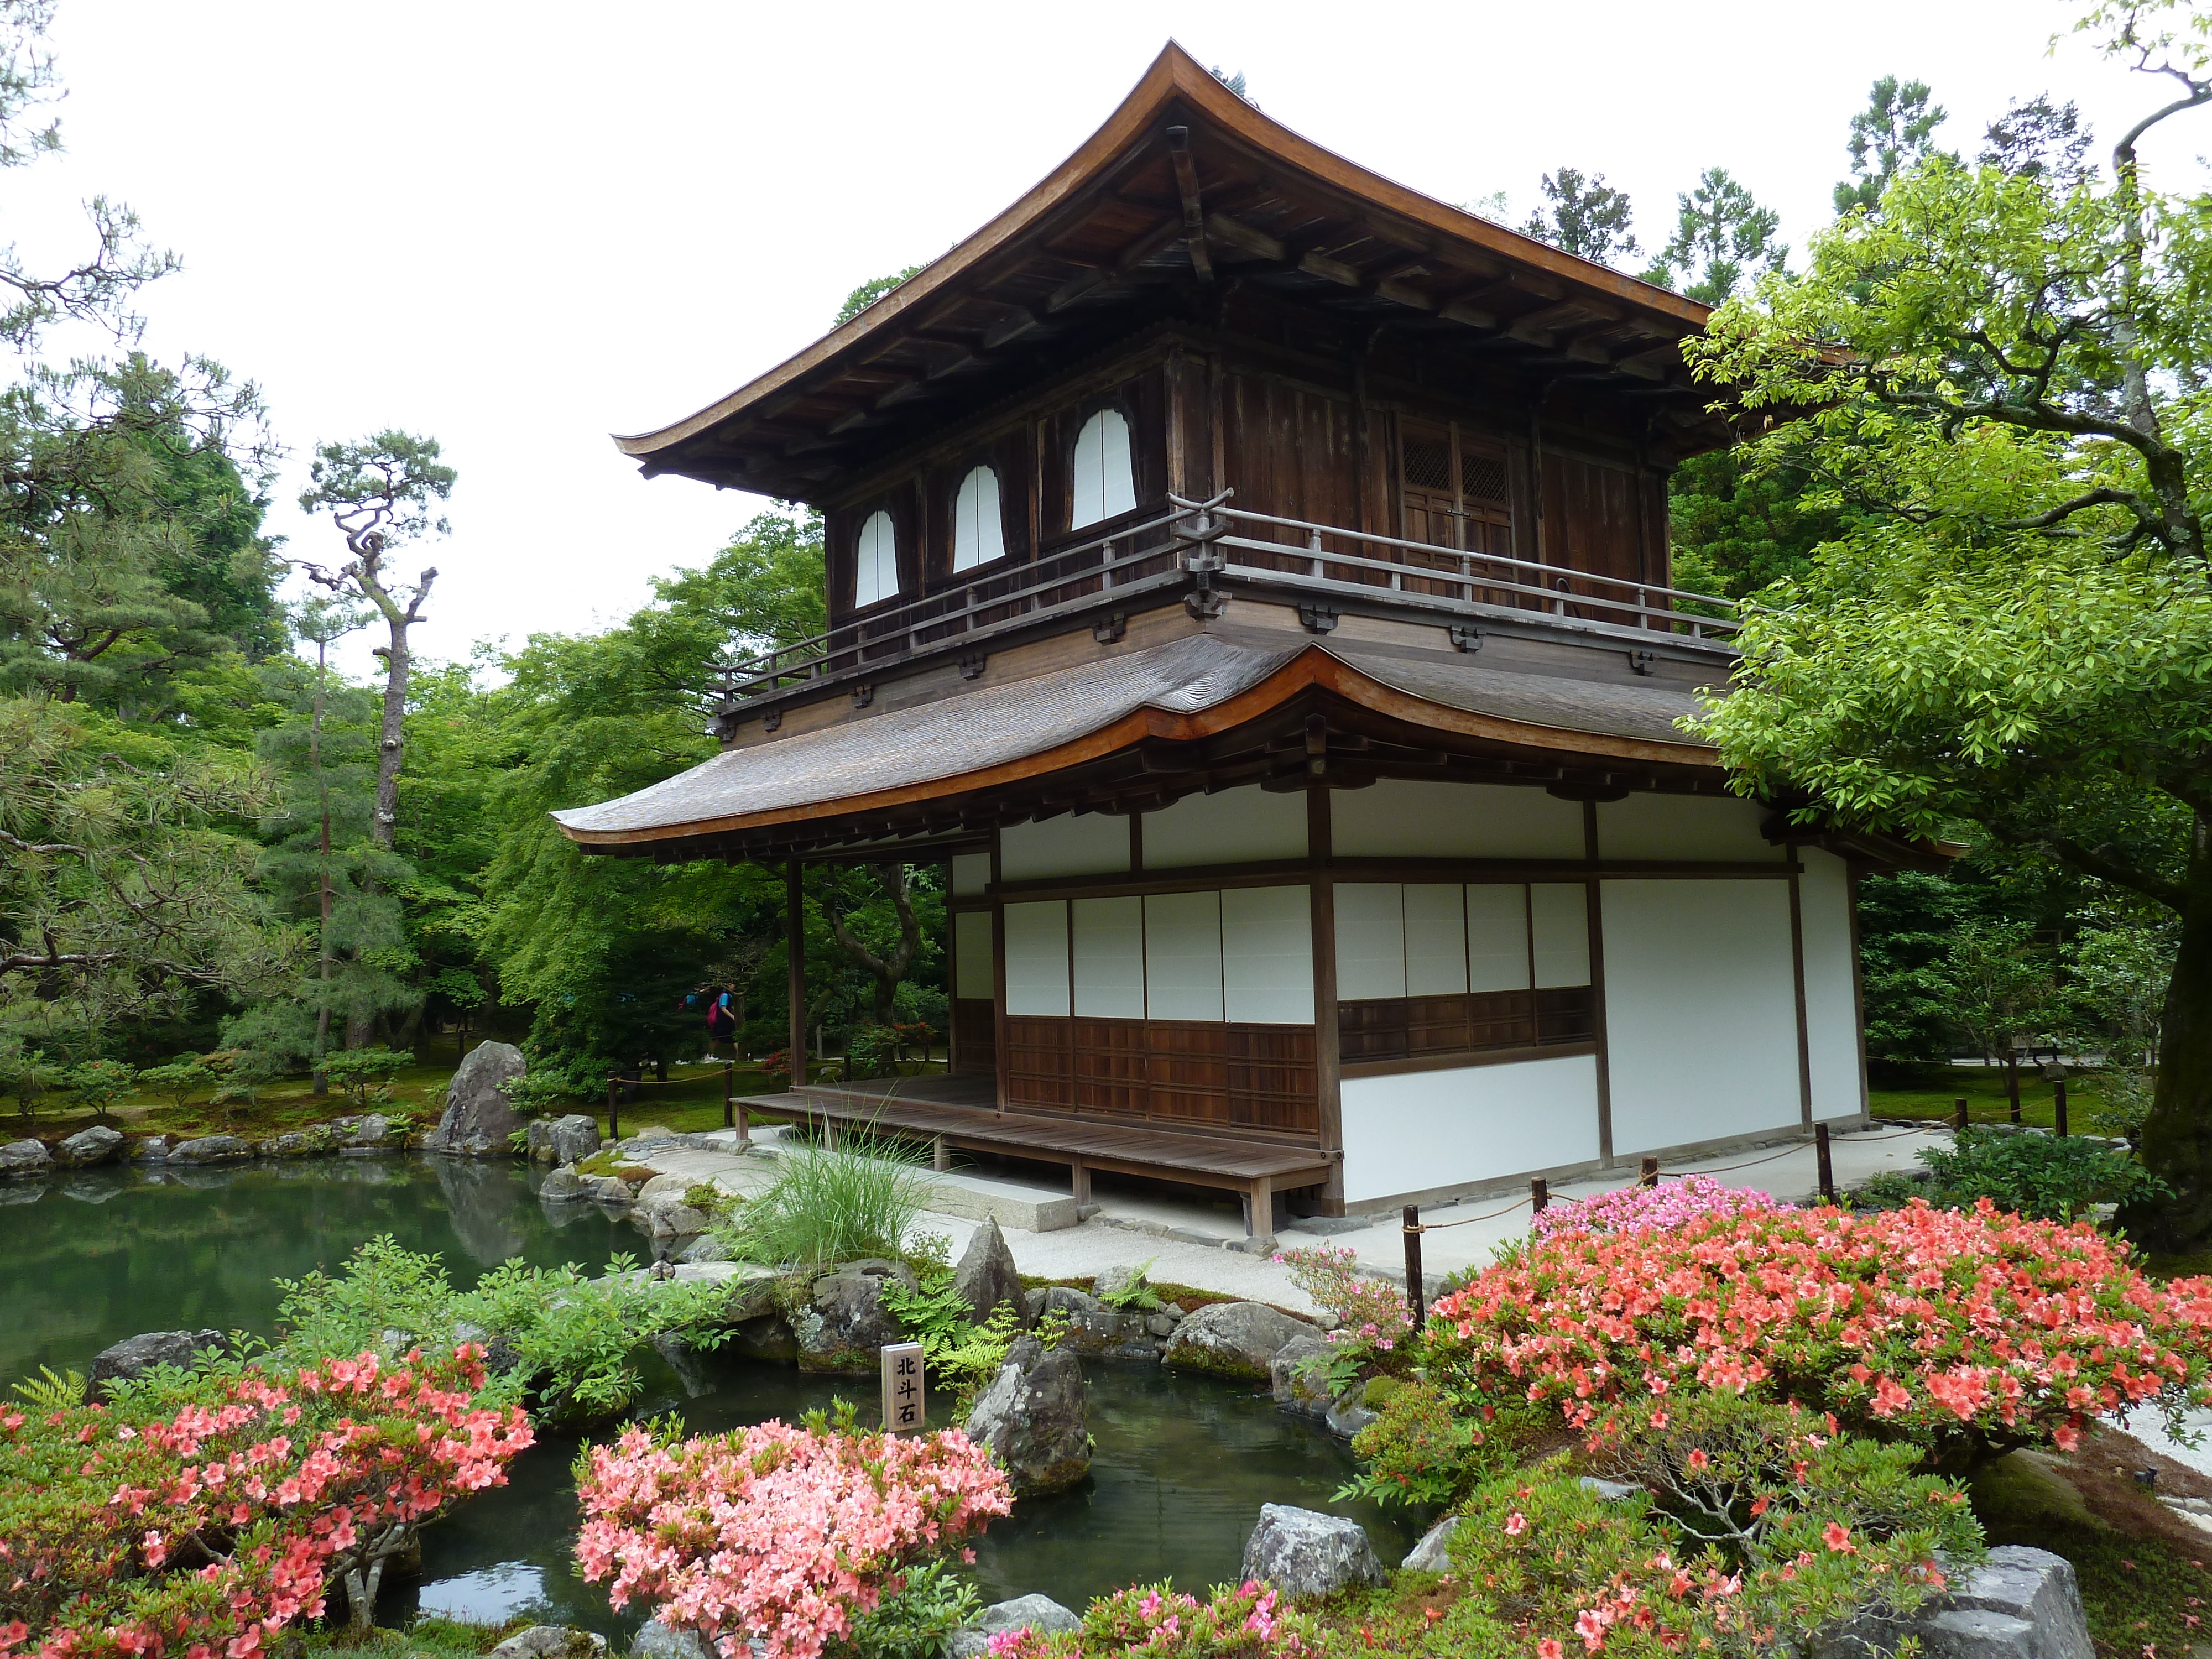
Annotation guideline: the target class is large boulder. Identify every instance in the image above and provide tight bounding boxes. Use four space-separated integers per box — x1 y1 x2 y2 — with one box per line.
338 1113 398 1150
1239 1504 1384 1600
641 1194 710 1239
964 1336 1089 1496
1 1137 51 1176
795 1259 916 1373
676 1233 733 1264
168 1135 252 1165
1038 1286 1157 1360
525 1114 599 1167
53 1125 123 1169
490 1629 606 1659
539 1166 587 1202
947 1595 1081 1659
1163 1301 1319 1381
259 1126 339 1159
421 1041 527 1157
1401 1515 1461 1573
953 1218 1026 1324
1812 1545 2090 1659
90 1329 231 1390
583 1174 635 1206
1270 1333 1333 1422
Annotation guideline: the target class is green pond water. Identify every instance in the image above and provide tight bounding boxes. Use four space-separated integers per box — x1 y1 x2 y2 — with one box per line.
1 1157 1413 1635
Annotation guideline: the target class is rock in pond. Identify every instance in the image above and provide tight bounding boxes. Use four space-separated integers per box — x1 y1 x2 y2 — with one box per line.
540 1165 587 1201
527 1113 601 1167
796 1259 916 1372
947 1595 1081 1659
1039 1286 1157 1360
90 1329 231 1389
328 1113 399 1150
954 1217 1026 1324
129 1135 171 1162
1270 1333 1332 1422
1401 1515 1460 1573
421 1041 527 1156
583 1174 635 1206
53 1125 123 1169
168 1135 252 1165
643 1196 710 1240
1240 1503 1384 1600
1 1137 50 1176
963 1334 1090 1496
1163 1301 1318 1381
675 1232 733 1264
259 1126 340 1159
491 1628 606 1659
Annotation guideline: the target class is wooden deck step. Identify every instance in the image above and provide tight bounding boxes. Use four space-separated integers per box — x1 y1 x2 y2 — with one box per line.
747 1087 1336 1238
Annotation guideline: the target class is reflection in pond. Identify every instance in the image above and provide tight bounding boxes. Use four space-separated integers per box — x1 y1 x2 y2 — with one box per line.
2 1158 1413 1635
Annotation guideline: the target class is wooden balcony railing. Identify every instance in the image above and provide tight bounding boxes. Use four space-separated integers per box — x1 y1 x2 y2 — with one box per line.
709 491 1739 708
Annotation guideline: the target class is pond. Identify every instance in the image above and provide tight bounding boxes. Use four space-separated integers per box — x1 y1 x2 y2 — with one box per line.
2 1157 1413 1637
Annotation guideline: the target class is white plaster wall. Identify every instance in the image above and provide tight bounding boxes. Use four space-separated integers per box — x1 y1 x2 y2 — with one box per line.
1222 885 1314 1023
1335 884 1406 1000
1342 1053 1601 1204
1404 884 1469 996
1142 786 1306 868
1600 879 1802 1151
1072 896 1145 1019
1003 900 1070 1016
1000 813 1131 881
1595 794 1783 863
953 910 995 999
1332 779 1585 860
1798 850 1864 1121
1466 884 1530 992
1144 890 1224 1021
1530 884 1591 988
951 852 992 895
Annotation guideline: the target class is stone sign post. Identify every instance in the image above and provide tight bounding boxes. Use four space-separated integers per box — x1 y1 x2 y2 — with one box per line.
881 1340 925 1433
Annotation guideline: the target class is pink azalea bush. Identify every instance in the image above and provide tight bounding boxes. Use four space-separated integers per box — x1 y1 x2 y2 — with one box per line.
1270 1243 1413 1378
1428 1196 2212 1460
0 1345 533 1659
983 1581 1317 1659
1530 1175 1790 1240
572 1404 1013 1659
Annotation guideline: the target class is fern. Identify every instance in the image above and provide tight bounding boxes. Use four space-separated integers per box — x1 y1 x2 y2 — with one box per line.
1098 1258 1165 1312
12 1365 84 1410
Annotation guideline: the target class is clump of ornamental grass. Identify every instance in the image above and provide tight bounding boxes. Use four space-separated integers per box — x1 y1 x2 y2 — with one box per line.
721 1125 933 1267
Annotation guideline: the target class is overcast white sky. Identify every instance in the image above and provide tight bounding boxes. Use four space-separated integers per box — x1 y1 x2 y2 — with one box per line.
15 0 2207 680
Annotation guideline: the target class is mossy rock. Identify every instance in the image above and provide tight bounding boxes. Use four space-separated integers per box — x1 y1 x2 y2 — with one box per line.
1361 1375 1406 1411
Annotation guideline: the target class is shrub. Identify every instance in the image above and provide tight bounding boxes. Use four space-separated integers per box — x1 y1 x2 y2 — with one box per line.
841 1559 980 1659
1910 1125 2165 1221
0 1036 62 1117
0 1343 533 1655
134 1057 214 1112
503 1071 582 1118
846 1025 901 1080
723 1127 932 1267
1529 1172 1790 1239
66 1058 135 1124
986 1581 1318 1659
1425 1197 2212 1464
572 1401 1011 1659
1270 1241 1413 1388
1431 1399 1981 1657
319 1047 414 1110
1338 1379 1496 1508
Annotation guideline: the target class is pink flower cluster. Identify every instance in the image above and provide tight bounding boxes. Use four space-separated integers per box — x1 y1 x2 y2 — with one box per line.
1 1346 533 1659
1270 1243 1411 1359
1530 1174 1791 1240
983 1580 1314 1659
573 1419 1012 1659
1428 1196 2212 1457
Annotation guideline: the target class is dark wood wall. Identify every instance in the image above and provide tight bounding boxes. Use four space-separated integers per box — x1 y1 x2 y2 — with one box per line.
1004 1014 1319 1139
822 316 1675 628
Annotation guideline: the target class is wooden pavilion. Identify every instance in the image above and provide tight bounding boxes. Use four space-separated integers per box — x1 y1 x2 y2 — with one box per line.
555 44 1918 1235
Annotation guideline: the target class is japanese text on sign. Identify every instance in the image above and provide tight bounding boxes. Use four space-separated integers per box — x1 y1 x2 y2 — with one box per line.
880 1340 925 1432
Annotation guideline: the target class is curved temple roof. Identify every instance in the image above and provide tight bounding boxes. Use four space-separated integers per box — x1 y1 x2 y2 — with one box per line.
552 634 1720 854
614 42 1719 499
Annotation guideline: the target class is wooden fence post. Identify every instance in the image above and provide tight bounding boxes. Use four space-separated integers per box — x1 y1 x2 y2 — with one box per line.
1638 1156 1659 1188
1954 1097 1969 1133
1815 1121 1834 1203
1402 1205 1425 1332
1530 1177 1548 1213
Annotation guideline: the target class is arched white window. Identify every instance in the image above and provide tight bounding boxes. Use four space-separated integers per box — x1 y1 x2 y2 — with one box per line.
951 465 1005 572
1070 407 1136 529
853 510 897 608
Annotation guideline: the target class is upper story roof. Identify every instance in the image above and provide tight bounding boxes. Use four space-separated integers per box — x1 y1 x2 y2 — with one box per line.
614 43 1723 503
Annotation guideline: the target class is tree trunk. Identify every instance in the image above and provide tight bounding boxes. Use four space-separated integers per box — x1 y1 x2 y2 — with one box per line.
372 614 409 853
2126 811 2212 1248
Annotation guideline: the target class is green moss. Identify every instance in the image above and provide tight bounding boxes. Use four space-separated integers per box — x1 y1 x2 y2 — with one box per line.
573 1152 653 1181
296 1614 527 1659
1363 1374 1407 1411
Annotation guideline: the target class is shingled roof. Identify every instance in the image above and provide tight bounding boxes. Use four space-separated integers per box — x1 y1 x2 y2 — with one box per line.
614 42 1721 501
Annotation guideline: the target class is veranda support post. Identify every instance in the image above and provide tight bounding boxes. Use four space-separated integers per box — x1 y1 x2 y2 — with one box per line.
786 860 806 1090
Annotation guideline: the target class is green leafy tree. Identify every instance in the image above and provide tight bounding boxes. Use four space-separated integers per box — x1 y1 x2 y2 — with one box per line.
1981 93 2096 184
1520 167 1639 265
834 264 926 326
1644 167 1786 303
64 1056 131 1123
1689 0 2212 1243
1833 75 1952 215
